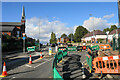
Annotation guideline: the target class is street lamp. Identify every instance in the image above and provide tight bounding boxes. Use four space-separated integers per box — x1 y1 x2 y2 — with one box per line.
89 14 95 43
106 31 109 43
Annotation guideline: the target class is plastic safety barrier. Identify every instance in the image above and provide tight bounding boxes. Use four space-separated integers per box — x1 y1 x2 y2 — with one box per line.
86 53 92 71
53 48 68 79
92 55 120 74
27 46 36 52
91 45 99 51
99 44 110 50
82 46 86 50
87 45 99 54
67 46 77 51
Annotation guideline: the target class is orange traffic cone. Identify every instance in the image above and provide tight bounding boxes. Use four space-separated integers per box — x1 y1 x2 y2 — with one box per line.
40 52 43 59
0 62 7 77
29 55 32 64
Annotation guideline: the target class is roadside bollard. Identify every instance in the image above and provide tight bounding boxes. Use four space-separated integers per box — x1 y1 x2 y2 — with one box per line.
49 48 52 56
55 46 58 52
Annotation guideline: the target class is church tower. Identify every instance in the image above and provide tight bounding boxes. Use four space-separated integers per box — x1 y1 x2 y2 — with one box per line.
21 6 26 33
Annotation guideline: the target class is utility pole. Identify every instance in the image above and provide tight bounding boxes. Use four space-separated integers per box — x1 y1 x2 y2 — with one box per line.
89 14 95 43
39 19 40 51
118 0 120 54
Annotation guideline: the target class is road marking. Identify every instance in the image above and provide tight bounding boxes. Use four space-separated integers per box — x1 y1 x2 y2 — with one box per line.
26 64 32 67
34 58 53 68
106 74 113 78
82 60 86 64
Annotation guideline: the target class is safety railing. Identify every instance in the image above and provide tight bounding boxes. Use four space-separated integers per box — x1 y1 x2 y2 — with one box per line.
27 46 39 52
87 45 99 54
86 52 93 72
53 47 68 79
92 55 120 74
67 46 77 51
99 44 110 51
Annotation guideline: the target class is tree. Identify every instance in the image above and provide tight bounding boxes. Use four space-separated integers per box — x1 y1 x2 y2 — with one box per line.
68 33 74 41
49 32 56 44
103 28 109 33
74 26 88 42
103 25 117 33
61 33 67 38
109 25 117 32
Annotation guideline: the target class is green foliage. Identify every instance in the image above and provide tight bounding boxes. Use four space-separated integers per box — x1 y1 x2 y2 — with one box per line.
68 33 74 41
67 41 70 43
2 34 36 52
74 26 88 42
71 41 74 43
87 41 91 43
50 32 56 44
103 25 117 33
97 39 104 43
103 28 109 33
61 33 67 38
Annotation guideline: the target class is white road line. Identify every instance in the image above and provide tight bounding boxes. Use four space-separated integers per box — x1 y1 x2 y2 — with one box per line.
34 58 53 68
26 64 32 68
106 74 113 78
82 60 86 64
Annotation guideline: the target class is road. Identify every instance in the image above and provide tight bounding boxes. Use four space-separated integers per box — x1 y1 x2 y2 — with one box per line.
1 46 120 80
1 46 55 80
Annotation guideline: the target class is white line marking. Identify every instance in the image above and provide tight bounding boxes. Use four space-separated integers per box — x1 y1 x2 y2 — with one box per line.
34 58 53 68
106 74 113 78
26 64 32 67
82 60 86 64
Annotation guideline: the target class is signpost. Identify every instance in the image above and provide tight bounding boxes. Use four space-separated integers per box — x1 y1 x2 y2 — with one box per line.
22 33 26 54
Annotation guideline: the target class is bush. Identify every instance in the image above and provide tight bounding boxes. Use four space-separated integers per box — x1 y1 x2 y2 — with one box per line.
67 41 70 43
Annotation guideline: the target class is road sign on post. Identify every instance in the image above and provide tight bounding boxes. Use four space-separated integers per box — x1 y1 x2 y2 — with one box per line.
22 33 26 54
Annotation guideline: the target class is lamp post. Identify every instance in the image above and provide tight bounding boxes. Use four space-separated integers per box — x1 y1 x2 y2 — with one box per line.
106 31 109 43
89 14 95 43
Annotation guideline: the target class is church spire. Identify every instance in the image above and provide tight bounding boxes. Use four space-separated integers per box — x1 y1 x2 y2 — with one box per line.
22 6 25 17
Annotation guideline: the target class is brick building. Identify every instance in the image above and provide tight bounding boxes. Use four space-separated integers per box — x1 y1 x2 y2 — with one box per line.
57 36 70 43
0 6 26 37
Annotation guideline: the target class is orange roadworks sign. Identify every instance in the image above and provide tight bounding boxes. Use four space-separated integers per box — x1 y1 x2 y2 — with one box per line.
92 55 120 74
99 44 110 50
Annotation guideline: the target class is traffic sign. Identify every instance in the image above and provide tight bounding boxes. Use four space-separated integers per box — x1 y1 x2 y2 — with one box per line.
22 33 26 37
23 37 26 40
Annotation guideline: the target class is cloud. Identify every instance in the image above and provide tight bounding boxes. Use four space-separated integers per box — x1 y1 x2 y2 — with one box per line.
26 17 74 44
102 14 114 19
82 17 117 31
26 14 117 44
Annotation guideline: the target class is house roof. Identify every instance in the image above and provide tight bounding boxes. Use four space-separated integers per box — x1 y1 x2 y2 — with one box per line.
109 29 120 35
82 30 106 38
0 22 21 26
61 36 70 39
2 26 15 32
0 22 21 32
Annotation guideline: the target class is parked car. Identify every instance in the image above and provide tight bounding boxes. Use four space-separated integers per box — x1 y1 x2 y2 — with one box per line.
76 46 83 51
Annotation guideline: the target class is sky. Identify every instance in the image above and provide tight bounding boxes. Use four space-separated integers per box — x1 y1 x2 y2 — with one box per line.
2 2 119 44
